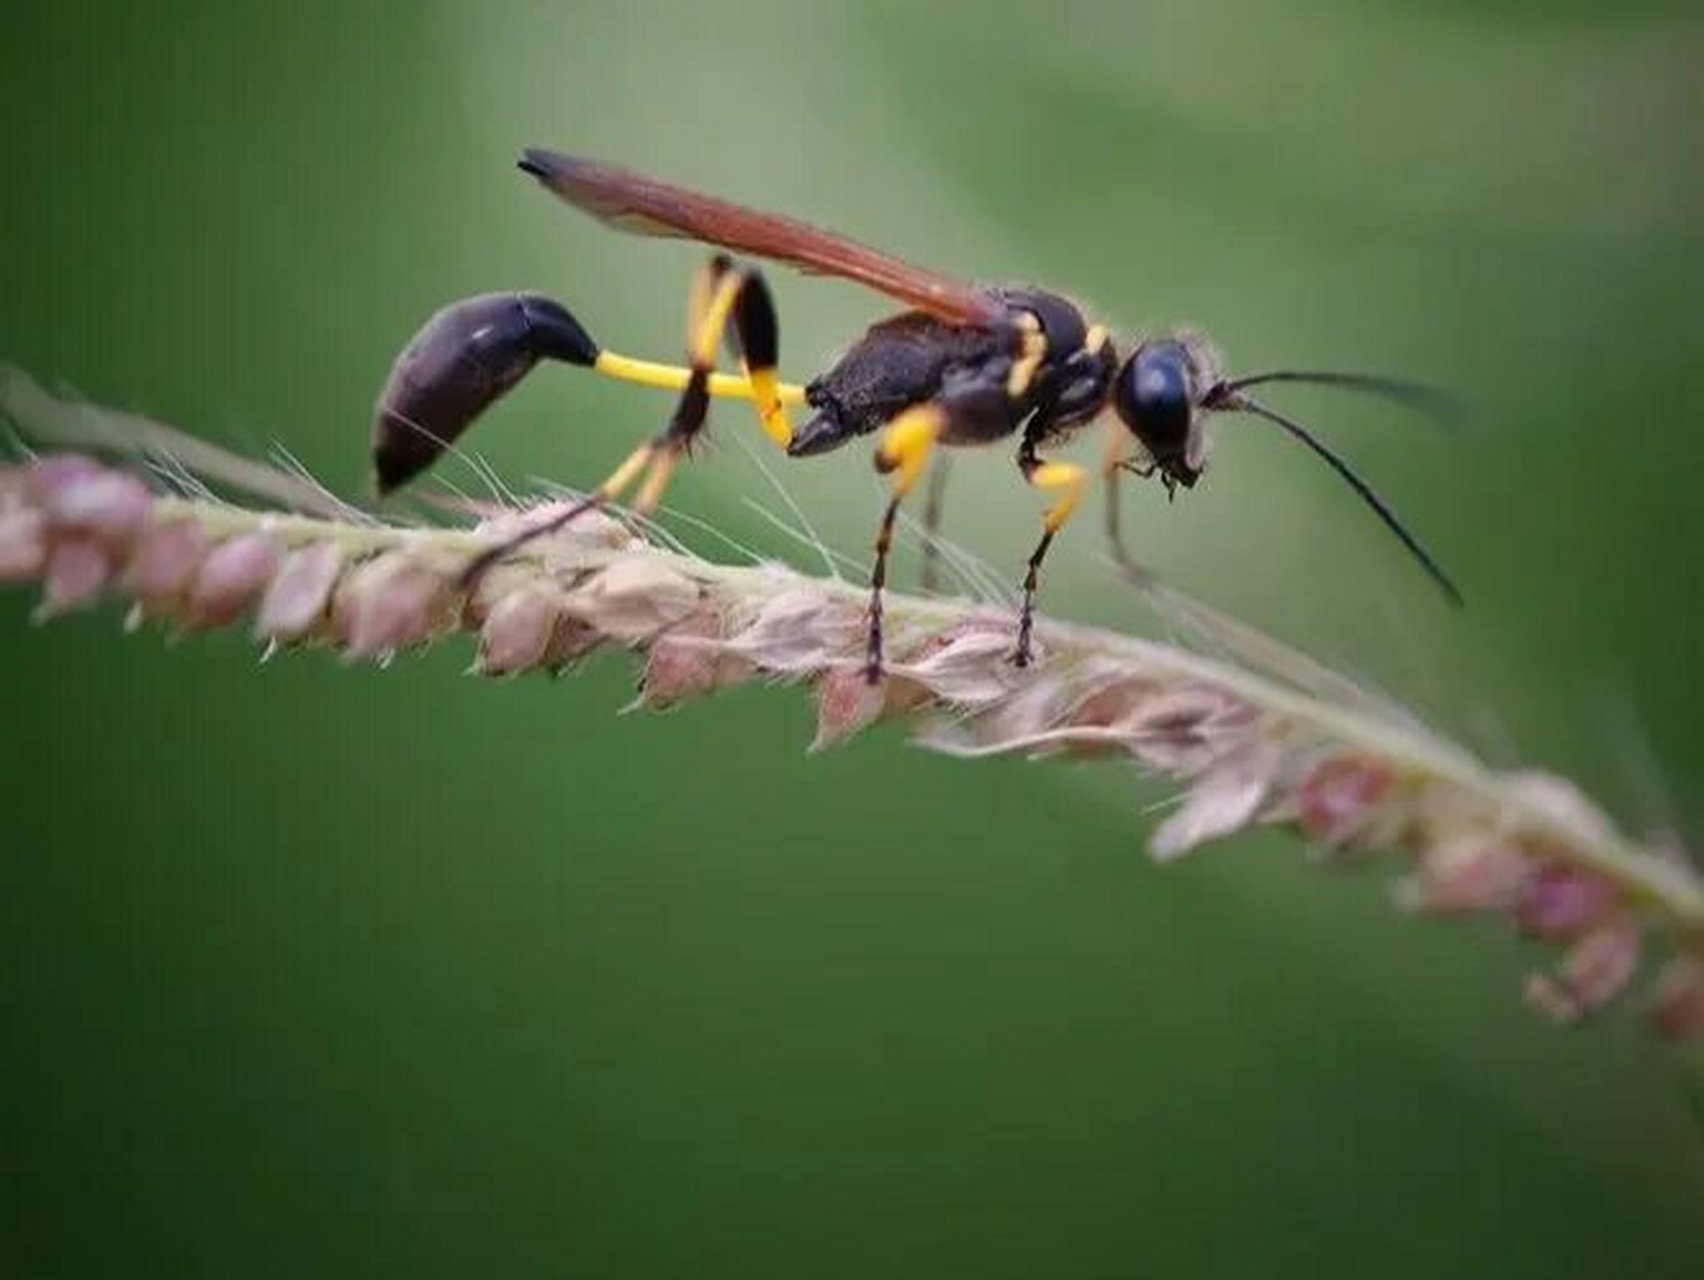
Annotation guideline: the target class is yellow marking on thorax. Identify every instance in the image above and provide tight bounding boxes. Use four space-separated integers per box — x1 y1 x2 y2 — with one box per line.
1006 312 1048 399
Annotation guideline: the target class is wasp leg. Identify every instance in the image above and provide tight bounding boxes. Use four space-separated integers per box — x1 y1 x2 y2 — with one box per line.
456 439 656 587
727 265 794 449
592 255 795 451
1012 445 1089 668
459 258 791 587
919 454 953 595
664 255 795 449
587 359 806 415
865 403 947 683
619 256 791 519
1101 425 1160 589
593 251 801 433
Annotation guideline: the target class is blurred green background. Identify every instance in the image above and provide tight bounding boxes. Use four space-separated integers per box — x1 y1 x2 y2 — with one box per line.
3 1 1702 1275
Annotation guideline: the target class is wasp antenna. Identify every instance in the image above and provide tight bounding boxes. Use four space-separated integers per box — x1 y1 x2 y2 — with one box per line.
1223 370 1468 426
1228 393 1464 607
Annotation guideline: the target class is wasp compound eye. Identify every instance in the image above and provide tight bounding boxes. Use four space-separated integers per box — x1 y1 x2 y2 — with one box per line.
372 293 598 494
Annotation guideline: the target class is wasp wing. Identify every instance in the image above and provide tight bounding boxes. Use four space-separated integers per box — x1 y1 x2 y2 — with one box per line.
518 149 1004 328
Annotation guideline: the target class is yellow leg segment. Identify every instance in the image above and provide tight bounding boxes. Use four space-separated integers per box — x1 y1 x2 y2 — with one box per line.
681 259 795 449
465 257 796 588
744 366 792 448
874 404 945 497
590 351 807 406
1099 422 1160 587
691 270 745 368
618 257 790 523
1012 456 1089 667
1029 460 1088 535
865 404 946 683
457 438 659 587
582 252 801 451
632 446 679 516
598 440 659 502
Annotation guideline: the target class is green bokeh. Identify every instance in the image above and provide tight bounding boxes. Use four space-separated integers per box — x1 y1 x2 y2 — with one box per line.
3 2 1701 1276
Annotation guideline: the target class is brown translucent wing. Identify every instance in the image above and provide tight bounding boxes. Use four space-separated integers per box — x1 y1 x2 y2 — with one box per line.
518 149 1004 328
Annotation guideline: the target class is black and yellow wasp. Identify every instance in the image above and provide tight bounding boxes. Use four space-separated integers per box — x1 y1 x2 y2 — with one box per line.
375 148 1459 682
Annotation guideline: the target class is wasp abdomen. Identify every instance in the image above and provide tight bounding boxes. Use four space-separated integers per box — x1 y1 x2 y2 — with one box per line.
372 292 598 493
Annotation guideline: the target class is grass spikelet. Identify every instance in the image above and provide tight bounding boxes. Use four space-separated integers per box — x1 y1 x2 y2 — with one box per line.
3 375 1701 1045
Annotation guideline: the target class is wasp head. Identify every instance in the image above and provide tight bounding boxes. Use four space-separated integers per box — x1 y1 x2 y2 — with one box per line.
1111 336 1224 491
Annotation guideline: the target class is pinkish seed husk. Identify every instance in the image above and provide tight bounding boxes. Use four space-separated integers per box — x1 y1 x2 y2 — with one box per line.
186 531 282 629
25 455 103 502
0 507 48 582
123 518 211 604
332 552 463 654
561 556 699 643
1294 757 1398 846
334 553 453 658
811 665 892 750
255 541 344 643
542 615 604 669
638 609 747 708
885 621 1019 707
1515 862 1620 939
472 499 634 552
40 469 152 544
477 586 562 675
1558 918 1642 1012
1123 687 1255 777
722 585 861 674
1398 834 1533 914
1054 669 1179 760
0 464 33 503
967 678 1083 758
1150 744 1279 861
1524 917 1643 1023
1063 673 1162 733
35 538 111 618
